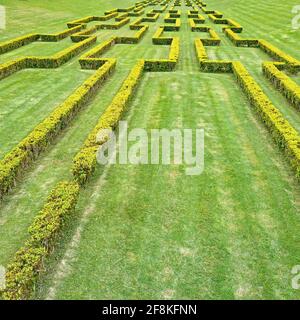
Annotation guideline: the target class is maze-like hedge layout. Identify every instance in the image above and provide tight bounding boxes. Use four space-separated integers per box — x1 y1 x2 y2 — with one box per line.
0 0 300 299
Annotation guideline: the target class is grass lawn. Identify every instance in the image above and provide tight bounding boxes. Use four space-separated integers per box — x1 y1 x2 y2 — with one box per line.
0 0 300 300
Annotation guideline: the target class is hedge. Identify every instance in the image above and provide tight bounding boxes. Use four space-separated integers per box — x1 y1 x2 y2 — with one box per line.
0 34 39 54
39 25 83 42
152 26 172 44
262 62 300 110
224 28 258 47
145 37 179 71
0 59 115 199
232 61 300 177
71 26 97 42
79 38 116 69
259 40 300 73
1 181 80 300
162 18 181 31
25 36 96 69
116 25 149 44
194 39 232 72
72 60 145 185
0 36 96 80
99 17 130 30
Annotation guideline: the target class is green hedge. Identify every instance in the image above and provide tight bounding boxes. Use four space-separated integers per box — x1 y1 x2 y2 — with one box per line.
263 62 300 110
233 61 300 177
224 29 258 47
0 59 115 199
72 60 145 185
39 25 83 42
1 181 80 300
259 40 300 73
0 34 39 54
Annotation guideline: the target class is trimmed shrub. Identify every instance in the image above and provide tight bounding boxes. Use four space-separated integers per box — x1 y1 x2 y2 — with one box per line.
232 61 300 176
0 59 115 199
72 60 145 185
1 181 80 300
0 34 39 54
263 62 300 110
259 40 300 73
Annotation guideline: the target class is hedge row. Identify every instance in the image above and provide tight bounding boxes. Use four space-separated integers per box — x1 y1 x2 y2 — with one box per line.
79 38 116 69
194 39 232 72
99 17 130 30
142 13 160 22
116 25 149 44
128 10 144 16
71 26 97 43
1 181 80 300
225 19 243 33
162 18 181 31
262 62 300 110
145 36 179 71
25 36 96 68
72 60 145 185
152 26 173 44
224 28 258 47
232 61 300 176
115 13 129 21
0 34 39 54
0 58 26 80
0 59 115 199
39 25 83 42
259 40 300 73
0 36 96 80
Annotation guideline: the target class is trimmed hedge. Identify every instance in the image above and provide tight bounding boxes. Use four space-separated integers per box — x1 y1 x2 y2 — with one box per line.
71 26 97 43
224 28 258 47
152 26 173 44
232 61 300 176
99 17 130 30
72 60 145 185
39 25 83 42
1 181 80 300
0 36 96 80
259 40 300 73
0 34 39 54
25 36 96 68
116 25 149 44
145 37 179 71
263 62 300 110
194 39 232 72
162 18 181 31
0 58 26 80
0 59 115 199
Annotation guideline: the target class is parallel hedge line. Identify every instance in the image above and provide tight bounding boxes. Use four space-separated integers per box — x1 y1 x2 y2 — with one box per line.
1 181 80 300
0 59 115 199
259 40 300 73
233 62 300 176
263 62 300 110
72 60 145 185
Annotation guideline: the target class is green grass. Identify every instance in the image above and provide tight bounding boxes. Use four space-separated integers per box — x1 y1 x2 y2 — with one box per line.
0 0 300 300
